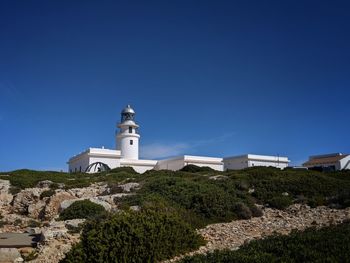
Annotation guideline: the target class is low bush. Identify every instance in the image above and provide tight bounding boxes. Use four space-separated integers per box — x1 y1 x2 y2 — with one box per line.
181 222 350 262
267 195 293 209
180 165 214 173
127 176 256 227
40 189 56 199
58 200 106 221
60 209 205 263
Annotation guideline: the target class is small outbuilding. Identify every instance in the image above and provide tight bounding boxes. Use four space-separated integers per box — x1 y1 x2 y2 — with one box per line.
223 154 290 170
303 153 350 171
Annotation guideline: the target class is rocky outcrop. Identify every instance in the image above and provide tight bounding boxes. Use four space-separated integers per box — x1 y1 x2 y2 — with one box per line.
12 188 43 215
165 204 350 262
66 183 108 198
43 192 76 220
28 200 46 219
0 179 13 206
118 182 140 193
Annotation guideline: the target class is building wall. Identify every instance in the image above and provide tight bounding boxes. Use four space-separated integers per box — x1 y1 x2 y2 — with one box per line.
223 156 247 170
155 158 185 171
68 154 90 173
120 159 157 173
155 155 224 171
224 155 289 170
89 156 121 170
339 156 350 170
248 160 288 169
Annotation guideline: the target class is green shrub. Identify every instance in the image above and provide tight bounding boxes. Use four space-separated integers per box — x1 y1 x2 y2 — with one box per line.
250 205 263 217
58 200 106 221
181 222 350 263
40 189 56 199
130 176 254 227
267 195 293 209
180 165 214 173
60 209 205 263
233 203 252 219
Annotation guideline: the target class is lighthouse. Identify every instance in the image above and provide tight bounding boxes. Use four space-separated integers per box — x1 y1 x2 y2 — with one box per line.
116 105 140 160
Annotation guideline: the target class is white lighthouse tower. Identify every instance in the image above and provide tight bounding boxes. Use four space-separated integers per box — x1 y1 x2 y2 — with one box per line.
116 105 140 160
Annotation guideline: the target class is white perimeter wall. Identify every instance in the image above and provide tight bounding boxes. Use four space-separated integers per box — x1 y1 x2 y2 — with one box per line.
120 159 157 173
248 160 288 169
155 158 185 171
155 155 223 171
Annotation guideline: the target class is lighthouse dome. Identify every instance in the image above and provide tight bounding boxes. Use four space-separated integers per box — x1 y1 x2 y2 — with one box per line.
121 105 135 114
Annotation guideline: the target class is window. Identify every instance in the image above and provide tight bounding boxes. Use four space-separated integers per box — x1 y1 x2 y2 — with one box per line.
130 140 133 145
129 126 132 133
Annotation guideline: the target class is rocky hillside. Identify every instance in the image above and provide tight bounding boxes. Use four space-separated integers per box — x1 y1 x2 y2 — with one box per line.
0 167 349 262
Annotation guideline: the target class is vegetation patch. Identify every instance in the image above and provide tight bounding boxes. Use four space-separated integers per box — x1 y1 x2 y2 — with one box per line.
180 221 350 262
60 209 205 263
40 189 56 199
58 200 107 220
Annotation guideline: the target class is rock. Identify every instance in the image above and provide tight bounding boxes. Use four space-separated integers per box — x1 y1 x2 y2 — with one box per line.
67 183 108 198
26 227 42 234
209 175 228 181
282 192 289 196
57 183 65 189
18 247 36 257
28 200 46 219
118 182 140 192
44 192 76 220
248 188 255 194
14 257 24 263
41 226 68 241
12 188 42 214
89 198 111 211
0 248 21 262
36 180 53 189
65 219 85 229
0 179 13 206
130 205 141 211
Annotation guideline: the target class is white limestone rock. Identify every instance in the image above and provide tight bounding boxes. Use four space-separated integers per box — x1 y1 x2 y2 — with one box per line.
65 219 85 229
0 179 13 206
118 182 140 193
0 248 21 263
12 188 42 214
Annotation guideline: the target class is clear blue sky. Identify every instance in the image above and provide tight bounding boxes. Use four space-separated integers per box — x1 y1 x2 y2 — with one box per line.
1 1 349 171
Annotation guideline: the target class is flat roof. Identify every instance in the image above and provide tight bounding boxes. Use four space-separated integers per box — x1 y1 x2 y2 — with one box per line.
68 147 121 163
303 154 349 166
158 155 223 163
223 154 290 162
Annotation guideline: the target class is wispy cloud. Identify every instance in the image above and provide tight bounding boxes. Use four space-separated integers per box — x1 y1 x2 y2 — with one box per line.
140 132 234 159
140 143 189 159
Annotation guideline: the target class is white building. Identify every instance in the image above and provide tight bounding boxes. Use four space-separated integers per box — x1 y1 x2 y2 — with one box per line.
68 105 290 173
155 155 223 171
223 154 290 170
303 153 350 171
